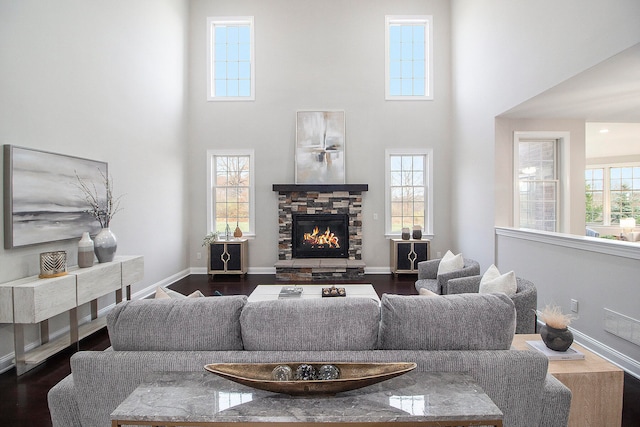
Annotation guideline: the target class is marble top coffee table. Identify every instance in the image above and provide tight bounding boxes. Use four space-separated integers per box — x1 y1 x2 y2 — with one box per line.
110 371 503 426
247 284 380 303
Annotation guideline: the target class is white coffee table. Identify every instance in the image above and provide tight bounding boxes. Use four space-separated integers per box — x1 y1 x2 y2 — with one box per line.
248 284 380 304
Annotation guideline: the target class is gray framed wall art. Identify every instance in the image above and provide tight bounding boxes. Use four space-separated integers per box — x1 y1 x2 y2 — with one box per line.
3 145 107 248
295 111 345 184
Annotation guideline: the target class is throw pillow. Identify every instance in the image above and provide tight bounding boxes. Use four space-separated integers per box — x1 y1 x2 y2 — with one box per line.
418 288 439 297
155 287 205 299
437 250 464 275
479 264 517 296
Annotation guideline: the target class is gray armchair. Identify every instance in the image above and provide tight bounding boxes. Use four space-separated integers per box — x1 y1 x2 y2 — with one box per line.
444 275 537 334
414 257 480 295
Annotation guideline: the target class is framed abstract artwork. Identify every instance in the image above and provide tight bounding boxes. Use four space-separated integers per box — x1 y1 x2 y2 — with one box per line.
3 145 107 248
295 111 345 184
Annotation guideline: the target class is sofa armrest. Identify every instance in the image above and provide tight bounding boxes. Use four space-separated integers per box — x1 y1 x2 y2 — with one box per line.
47 374 81 427
417 259 440 280
444 275 481 294
538 374 572 427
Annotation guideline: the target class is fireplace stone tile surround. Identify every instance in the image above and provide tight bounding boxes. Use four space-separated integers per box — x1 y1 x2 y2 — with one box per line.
273 184 367 281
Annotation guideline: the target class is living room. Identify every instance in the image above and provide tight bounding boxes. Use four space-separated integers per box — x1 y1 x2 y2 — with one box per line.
1 0 639 419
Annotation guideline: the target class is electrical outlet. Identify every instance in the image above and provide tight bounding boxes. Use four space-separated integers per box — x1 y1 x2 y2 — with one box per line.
196 252 202 260
436 251 442 258
373 213 378 220
570 299 578 313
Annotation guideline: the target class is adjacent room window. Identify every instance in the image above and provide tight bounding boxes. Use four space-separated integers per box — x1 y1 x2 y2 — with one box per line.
586 165 640 225
515 137 559 232
385 149 433 237
385 15 433 100
514 132 571 233
207 150 255 236
585 168 604 224
207 16 255 101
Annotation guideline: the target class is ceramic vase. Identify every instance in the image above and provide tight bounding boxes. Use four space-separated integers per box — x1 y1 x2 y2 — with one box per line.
77 232 94 268
412 226 422 240
94 227 117 263
401 227 410 240
540 324 574 352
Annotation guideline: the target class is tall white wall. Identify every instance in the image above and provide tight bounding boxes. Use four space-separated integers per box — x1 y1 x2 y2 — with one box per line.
452 0 640 373
0 0 189 369
187 0 453 272
451 0 640 268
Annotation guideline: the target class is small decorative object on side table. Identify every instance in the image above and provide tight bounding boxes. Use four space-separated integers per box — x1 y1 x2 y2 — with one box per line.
75 169 123 263
536 303 576 351
39 251 67 278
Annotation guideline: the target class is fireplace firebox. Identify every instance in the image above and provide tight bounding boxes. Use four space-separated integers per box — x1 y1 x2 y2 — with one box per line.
292 213 349 258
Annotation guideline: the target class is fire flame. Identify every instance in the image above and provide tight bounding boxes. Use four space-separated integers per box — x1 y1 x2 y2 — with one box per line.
303 226 340 248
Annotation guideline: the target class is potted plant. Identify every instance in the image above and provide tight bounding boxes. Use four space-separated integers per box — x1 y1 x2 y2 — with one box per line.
202 231 219 247
536 304 576 351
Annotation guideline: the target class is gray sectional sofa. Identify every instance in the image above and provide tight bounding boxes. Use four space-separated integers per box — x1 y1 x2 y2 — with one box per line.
48 293 571 427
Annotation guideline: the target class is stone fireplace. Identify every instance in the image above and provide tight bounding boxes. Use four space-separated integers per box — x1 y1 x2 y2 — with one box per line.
273 184 367 281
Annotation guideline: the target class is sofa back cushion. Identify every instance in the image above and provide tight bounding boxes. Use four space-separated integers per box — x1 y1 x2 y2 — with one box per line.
107 296 246 350
240 298 380 351
378 293 515 350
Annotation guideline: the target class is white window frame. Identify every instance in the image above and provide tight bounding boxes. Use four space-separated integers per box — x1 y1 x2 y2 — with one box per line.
586 162 640 226
207 16 255 101
385 15 433 101
207 149 256 236
384 148 434 238
513 131 570 233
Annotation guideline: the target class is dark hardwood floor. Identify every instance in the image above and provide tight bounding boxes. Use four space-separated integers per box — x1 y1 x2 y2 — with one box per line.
1 273 638 426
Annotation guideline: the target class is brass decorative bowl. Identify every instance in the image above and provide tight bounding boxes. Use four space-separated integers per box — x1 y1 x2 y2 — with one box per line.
204 362 417 396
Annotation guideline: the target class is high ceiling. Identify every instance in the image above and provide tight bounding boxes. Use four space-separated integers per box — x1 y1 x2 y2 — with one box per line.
499 43 640 159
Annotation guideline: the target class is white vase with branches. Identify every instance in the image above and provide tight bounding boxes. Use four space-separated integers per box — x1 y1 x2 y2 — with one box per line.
76 169 123 263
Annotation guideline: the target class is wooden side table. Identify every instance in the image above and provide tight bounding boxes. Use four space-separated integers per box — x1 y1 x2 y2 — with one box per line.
208 238 248 276
390 238 430 275
512 334 623 427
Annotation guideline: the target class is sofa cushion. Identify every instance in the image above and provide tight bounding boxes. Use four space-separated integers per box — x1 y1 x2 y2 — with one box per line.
378 293 515 350
107 296 246 351
240 298 380 351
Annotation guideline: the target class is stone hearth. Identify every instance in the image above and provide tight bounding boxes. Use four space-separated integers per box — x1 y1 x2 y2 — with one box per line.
273 184 367 281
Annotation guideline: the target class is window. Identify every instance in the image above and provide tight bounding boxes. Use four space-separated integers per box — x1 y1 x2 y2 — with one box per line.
585 165 640 225
385 16 433 100
385 149 433 236
585 168 604 224
515 137 559 232
513 132 571 233
207 17 255 101
207 150 255 236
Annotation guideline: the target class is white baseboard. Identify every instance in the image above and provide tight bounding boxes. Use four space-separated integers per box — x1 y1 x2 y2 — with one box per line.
572 328 640 379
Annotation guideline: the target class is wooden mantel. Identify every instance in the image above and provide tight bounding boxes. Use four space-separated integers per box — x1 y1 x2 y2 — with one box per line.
272 184 368 192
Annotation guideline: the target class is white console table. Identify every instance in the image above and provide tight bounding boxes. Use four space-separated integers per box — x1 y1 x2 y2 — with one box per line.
0 255 143 375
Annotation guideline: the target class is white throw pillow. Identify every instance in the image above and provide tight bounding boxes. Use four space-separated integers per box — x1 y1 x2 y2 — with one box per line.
155 287 204 299
479 265 517 296
418 288 439 297
437 250 464 275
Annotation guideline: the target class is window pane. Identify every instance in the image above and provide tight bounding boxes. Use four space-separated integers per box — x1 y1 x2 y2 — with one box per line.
386 18 430 99
390 61 401 79
391 171 402 186
388 152 428 234
210 20 252 100
390 156 402 171
210 152 253 234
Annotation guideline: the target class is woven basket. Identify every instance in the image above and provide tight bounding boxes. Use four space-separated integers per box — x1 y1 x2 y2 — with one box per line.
39 251 68 278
